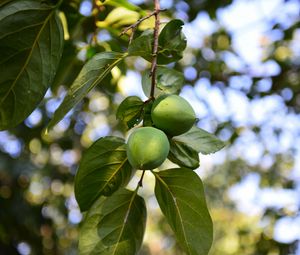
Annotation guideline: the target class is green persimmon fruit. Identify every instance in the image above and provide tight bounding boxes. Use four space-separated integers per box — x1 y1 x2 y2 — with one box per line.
151 94 196 136
126 127 170 170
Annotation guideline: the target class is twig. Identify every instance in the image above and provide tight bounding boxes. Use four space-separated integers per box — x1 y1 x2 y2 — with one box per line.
138 170 146 187
136 1 161 189
149 0 161 99
120 9 166 37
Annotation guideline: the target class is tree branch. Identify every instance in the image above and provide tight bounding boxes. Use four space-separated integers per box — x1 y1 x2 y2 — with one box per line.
135 1 161 189
149 0 160 100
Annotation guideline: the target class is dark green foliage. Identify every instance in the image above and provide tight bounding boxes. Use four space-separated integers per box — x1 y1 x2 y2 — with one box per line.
0 0 63 130
75 136 133 212
157 19 187 64
128 30 153 60
116 96 144 128
168 139 200 169
128 19 186 64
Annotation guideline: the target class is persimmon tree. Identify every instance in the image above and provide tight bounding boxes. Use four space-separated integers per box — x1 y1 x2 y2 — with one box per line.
0 0 226 254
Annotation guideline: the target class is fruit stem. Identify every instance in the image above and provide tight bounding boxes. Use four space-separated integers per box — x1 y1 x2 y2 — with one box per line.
138 169 146 187
149 0 161 100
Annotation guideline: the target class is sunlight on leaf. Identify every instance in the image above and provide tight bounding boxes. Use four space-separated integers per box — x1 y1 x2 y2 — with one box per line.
46 51 125 131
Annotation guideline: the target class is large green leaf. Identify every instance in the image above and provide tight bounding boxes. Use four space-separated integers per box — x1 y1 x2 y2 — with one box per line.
154 168 213 255
0 0 63 130
75 136 133 212
128 20 186 64
46 51 125 131
157 19 187 64
128 30 153 61
0 0 13 7
79 188 146 255
168 139 199 169
174 126 226 154
142 66 184 97
116 96 144 128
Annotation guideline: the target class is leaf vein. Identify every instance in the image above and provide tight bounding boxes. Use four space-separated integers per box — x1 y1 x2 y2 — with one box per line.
0 9 55 106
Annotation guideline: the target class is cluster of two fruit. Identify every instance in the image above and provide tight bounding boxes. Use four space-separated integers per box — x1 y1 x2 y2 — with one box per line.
126 94 196 170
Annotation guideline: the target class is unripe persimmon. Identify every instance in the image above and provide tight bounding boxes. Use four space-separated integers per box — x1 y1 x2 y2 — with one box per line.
151 94 196 136
126 127 170 170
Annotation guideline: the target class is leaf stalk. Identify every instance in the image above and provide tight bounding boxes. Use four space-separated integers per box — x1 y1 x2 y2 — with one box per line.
138 169 146 187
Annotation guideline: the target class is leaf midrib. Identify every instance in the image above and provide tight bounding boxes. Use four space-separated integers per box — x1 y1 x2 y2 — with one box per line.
0 6 51 22
98 157 128 194
81 147 125 166
47 53 126 131
80 156 126 182
0 20 45 40
111 189 138 255
77 157 129 211
0 9 55 106
77 56 124 95
154 173 192 255
68 53 125 95
175 131 225 154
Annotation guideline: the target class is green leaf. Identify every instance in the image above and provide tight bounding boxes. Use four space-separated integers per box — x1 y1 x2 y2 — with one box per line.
174 126 226 154
46 51 125 131
156 67 184 94
154 168 213 255
168 139 199 169
0 0 13 7
128 30 153 61
142 66 184 97
0 0 63 130
157 19 187 64
128 20 186 64
75 136 133 212
79 188 147 255
116 96 144 128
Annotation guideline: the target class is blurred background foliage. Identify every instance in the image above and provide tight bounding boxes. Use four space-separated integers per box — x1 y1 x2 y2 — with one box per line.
0 0 300 254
